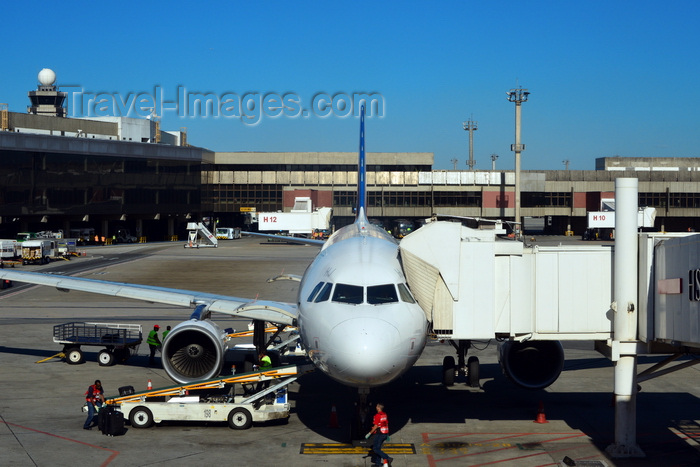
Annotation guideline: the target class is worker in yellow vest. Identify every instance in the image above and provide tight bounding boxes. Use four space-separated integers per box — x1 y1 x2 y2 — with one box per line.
147 325 162 366
256 351 273 392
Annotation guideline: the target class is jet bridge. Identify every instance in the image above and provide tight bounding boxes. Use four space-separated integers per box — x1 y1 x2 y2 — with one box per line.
400 219 700 352
400 221 614 341
400 178 700 458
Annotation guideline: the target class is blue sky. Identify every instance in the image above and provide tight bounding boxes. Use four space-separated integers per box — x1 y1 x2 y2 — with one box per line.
2 1 699 170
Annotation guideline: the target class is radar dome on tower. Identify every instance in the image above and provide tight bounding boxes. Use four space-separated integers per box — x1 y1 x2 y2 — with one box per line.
38 68 56 86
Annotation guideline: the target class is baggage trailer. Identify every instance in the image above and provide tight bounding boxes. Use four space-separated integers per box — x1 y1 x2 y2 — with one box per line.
107 364 312 430
53 322 142 366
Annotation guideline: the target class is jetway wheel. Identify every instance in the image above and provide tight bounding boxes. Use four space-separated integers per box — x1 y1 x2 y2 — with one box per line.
467 356 480 387
129 406 154 428
228 407 252 430
442 356 455 386
66 347 84 365
98 349 115 366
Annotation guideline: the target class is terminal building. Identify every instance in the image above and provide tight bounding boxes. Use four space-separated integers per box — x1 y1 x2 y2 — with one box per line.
1 70 700 240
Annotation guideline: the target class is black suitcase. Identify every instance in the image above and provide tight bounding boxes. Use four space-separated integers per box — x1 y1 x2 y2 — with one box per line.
118 385 134 396
98 405 125 436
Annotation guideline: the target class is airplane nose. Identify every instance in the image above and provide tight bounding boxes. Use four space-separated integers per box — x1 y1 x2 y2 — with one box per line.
327 318 402 385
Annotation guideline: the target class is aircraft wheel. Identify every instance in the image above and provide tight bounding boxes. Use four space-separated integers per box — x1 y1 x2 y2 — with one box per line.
129 406 153 428
442 356 455 386
66 347 84 365
467 356 480 387
98 349 115 366
228 407 253 430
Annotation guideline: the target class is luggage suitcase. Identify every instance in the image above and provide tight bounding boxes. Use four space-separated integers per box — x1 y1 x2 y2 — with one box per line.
118 385 135 396
98 405 125 436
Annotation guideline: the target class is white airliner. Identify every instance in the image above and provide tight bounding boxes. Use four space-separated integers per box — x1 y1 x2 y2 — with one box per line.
0 108 567 436
0 107 429 394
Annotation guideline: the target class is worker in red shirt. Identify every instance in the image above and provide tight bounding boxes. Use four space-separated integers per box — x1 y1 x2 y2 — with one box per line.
83 379 104 430
367 403 393 466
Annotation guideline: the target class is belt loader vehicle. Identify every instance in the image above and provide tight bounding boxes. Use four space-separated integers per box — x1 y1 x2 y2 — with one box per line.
106 365 311 430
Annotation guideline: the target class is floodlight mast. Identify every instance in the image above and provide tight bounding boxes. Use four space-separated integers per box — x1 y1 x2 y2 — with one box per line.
463 118 478 170
506 86 529 237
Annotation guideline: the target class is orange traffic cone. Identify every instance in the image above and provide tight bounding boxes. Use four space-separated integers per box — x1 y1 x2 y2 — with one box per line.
534 401 548 423
328 404 339 428
147 379 153 390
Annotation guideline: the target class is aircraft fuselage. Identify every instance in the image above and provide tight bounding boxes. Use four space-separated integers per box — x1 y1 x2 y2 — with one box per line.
296 218 429 388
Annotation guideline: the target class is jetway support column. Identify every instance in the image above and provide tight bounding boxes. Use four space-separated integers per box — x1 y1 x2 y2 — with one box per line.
606 178 644 458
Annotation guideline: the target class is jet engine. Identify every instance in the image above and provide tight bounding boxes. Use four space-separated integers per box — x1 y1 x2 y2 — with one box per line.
498 340 564 390
161 319 227 384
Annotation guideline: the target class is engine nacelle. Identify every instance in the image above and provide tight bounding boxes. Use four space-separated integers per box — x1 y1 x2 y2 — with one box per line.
161 319 227 384
498 340 564 390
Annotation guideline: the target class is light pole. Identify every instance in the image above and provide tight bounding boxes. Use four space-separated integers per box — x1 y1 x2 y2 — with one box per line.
463 118 478 170
506 86 529 237
490 153 499 171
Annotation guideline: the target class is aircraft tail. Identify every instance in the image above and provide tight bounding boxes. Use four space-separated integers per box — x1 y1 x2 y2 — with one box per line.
356 105 367 221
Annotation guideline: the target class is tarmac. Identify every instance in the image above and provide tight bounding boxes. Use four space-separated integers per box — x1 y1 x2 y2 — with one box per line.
1 236 700 466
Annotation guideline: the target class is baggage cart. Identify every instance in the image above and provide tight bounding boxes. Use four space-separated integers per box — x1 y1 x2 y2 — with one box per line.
53 322 142 366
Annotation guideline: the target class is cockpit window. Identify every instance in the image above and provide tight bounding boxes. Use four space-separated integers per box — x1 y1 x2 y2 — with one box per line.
307 282 325 302
397 283 416 303
367 284 399 305
332 283 363 304
314 282 333 303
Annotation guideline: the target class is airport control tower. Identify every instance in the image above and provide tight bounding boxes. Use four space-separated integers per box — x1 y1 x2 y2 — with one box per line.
27 68 66 117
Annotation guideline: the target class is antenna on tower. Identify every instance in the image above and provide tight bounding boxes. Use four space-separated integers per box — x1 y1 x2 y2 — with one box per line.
463 117 477 170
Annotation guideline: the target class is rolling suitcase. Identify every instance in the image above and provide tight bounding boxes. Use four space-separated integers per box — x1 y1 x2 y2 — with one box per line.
98 405 125 436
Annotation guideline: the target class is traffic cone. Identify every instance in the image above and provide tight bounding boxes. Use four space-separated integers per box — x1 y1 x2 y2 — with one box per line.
328 404 339 428
534 401 548 423
147 379 153 390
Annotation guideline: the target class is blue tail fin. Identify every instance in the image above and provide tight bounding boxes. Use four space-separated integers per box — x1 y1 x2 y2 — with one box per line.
356 105 367 220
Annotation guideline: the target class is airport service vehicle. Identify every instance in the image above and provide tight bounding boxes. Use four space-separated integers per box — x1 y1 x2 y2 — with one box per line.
69 228 101 245
391 219 415 239
109 365 307 430
21 239 56 264
55 238 78 258
216 227 241 240
114 229 137 244
0 239 20 260
53 322 142 366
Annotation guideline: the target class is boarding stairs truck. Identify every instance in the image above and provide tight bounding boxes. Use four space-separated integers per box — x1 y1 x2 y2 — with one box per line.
184 222 218 248
105 364 313 430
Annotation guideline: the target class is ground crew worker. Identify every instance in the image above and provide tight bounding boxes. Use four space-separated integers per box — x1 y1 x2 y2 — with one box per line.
255 351 273 392
147 325 162 366
83 379 104 430
162 325 171 341
367 403 392 466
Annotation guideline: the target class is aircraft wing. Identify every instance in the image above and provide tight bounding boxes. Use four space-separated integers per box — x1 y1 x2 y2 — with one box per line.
243 231 325 247
0 270 297 325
